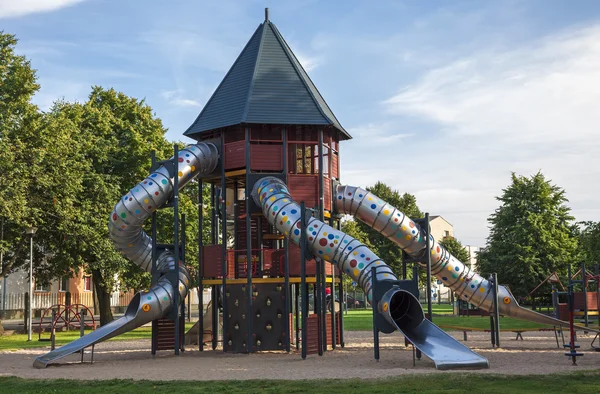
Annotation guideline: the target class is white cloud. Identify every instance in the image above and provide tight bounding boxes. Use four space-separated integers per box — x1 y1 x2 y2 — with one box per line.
160 89 202 108
348 122 413 145
294 51 322 72
366 24 600 245
0 0 85 18
170 98 201 108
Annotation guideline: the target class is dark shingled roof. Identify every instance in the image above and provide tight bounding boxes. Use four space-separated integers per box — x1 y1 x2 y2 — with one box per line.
183 16 350 139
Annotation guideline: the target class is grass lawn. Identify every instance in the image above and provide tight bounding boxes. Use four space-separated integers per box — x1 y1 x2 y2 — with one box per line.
0 371 599 393
0 323 196 352
342 308 548 331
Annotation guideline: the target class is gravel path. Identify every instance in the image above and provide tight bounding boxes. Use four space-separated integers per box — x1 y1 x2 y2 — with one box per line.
0 330 599 380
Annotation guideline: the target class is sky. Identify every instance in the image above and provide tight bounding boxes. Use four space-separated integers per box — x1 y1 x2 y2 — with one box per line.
2 0 600 246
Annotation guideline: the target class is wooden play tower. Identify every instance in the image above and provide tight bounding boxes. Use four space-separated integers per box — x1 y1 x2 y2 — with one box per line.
184 9 352 355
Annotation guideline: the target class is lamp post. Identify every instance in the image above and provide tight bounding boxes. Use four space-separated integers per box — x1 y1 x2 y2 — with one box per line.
25 226 37 341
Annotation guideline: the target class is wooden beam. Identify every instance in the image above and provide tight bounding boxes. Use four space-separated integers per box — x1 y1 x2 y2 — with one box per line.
225 169 247 177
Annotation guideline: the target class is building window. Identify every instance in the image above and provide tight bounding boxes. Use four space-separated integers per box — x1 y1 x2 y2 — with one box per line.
84 276 92 292
58 277 68 292
444 230 450 238
35 280 50 292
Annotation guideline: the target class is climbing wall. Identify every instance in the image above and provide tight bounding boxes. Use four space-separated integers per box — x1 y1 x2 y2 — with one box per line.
224 283 288 352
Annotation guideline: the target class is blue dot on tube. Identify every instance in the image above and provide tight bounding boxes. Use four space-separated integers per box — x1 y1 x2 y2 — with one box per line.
291 209 297 214
455 266 460 271
370 204 376 209
328 234 334 240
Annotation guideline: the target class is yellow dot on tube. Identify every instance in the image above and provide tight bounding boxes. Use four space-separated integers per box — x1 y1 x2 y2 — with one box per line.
405 235 411 240
479 287 485 293
353 269 359 276
402 226 407 231
144 199 149 204
353 251 357 255
323 232 328 236
191 165 196 171
447 266 453 271
324 255 330 260
178 171 183 177
383 210 389 215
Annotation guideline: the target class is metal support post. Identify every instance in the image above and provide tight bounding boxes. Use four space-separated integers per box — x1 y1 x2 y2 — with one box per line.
198 179 204 351
173 145 181 356
284 238 291 352
244 127 253 353
220 135 228 352
300 202 308 359
371 266 379 361
492 273 500 347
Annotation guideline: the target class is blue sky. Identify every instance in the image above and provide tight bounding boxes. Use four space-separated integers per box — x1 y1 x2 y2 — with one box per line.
3 0 600 246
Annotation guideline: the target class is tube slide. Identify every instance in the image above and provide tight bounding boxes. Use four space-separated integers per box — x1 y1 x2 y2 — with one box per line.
252 177 489 369
335 184 597 333
34 143 219 368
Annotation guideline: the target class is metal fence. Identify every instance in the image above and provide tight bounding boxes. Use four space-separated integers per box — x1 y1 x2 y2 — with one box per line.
1 289 208 316
0 292 128 312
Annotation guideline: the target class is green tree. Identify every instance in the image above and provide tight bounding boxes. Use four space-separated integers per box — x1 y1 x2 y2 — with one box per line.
49 88 174 324
52 89 215 325
0 35 86 284
578 221 600 266
439 236 470 265
477 172 578 297
354 181 423 278
0 32 42 279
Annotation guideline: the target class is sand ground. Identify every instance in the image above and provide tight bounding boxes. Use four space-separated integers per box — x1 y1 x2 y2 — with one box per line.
0 330 599 380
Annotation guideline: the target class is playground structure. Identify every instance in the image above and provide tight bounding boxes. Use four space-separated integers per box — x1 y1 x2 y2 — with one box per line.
33 9 598 370
553 264 600 327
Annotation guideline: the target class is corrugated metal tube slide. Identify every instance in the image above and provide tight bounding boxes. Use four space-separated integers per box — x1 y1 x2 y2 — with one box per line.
335 184 598 334
34 143 219 368
252 177 489 370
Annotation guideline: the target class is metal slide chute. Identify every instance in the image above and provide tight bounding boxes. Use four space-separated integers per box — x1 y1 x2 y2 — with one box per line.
335 184 598 333
252 177 489 369
34 143 219 368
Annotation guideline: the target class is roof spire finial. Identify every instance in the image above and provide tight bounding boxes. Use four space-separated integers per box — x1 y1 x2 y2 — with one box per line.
265 7 269 22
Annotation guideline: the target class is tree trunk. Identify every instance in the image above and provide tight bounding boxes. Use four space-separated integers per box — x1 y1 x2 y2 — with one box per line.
92 269 113 326
0 320 4 336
